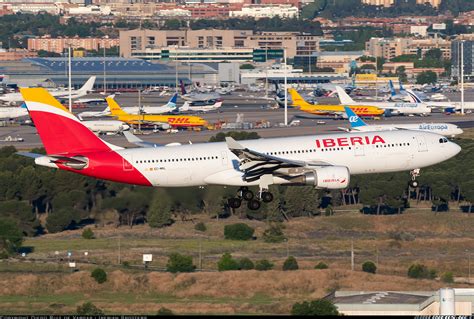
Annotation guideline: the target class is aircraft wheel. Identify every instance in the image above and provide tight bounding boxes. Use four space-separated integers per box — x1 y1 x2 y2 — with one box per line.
409 180 419 188
261 192 273 203
247 199 261 210
242 189 254 201
228 198 242 209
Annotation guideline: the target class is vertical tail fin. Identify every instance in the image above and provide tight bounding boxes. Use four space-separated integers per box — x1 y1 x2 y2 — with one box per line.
20 88 116 155
78 76 96 93
389 80 396 96
335 86 356 104
399 81 405 92
287 89 309 107
166 93 178 108
405 89 422 104
344 106 367 128
179 80 187 95
106 96 128 116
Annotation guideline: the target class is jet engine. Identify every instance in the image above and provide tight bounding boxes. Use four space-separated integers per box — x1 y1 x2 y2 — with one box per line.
288 166 350 189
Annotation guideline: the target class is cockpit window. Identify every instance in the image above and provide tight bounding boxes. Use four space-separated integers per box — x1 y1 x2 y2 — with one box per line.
439 138 449 144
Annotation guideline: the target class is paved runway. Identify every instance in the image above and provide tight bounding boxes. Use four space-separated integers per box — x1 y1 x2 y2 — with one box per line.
1 89 474 150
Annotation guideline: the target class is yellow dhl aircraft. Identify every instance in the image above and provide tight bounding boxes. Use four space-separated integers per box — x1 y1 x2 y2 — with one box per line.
106 97 208 128
288 88 385 117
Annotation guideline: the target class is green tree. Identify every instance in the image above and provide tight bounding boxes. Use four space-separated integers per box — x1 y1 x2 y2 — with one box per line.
46 208 81 233
240 63 255 69
407 263 436 279
441 271 454 283
262 223 286 243
224 223 255 240
396 66 408 83
166 253 196 273
291 299 339 315
362 261 377 274
416 71 437 85
147 189 173 228
255 259 274 271
217 252 240 271
91 268 107 284
0 219 23 257
76 302 104 315
194 222 207 232
314 262 329 269
238 257 255 270
284 186 320 217
82 228 95 239
283 256 299 271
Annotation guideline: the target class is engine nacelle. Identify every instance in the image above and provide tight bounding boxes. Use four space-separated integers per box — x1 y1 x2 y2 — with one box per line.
289 166 350 189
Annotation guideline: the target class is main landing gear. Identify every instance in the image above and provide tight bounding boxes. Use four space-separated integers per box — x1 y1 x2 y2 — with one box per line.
228 187 274 210
409 168 420 188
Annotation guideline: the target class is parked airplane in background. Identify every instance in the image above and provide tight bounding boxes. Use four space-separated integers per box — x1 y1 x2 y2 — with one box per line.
179 80 220 101
18 88 461 210
387 80 410 102
406 90 474 113
180 98 223 113
335 86 431 116
120 93 178 115
341 106 463 137
106 96 207 128
0 76 96 105
83 120 130 135
0 103 29 119
289 88 385 117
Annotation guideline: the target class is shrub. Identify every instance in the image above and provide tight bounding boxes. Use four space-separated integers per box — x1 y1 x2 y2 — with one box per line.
407 263 437 279
82 228 95 239
166 253 196 273
76 302 104 315
441 271 454 284
194 222 207 232
262 223 286 243
283 256 299 271
224 223 255 240
362 261 377 274
255 259 274 271
157 307 174 315
217 252 240 271
238 257 254 270
122 261 130 268
91 268 107 284
314 262 329 270
291 299 339 315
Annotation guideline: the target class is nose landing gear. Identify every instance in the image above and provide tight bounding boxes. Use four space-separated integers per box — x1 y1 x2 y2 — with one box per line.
409 169 420 188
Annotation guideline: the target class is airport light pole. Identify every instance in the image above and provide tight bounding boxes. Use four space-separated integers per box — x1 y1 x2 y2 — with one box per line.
460 40 465 115
103 40 107 95
283 47 288 126
68 45 72 113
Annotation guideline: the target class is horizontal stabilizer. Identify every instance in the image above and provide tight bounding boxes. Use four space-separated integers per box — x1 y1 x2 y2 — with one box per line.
16 152 43 159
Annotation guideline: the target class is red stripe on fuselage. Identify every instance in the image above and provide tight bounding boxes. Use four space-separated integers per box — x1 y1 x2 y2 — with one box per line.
58 150 152 186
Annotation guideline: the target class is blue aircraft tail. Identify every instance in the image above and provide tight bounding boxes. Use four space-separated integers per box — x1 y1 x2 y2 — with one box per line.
167 93 178 107
399 81 405 92
179 80 187 95
344 106 367 128
389 80 396 96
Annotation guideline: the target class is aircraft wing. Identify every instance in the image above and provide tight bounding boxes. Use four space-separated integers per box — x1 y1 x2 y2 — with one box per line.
123 131 162 148
225 137 331 182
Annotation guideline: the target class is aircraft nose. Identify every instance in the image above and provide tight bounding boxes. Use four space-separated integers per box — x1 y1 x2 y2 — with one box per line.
123 124 130 131
450 142 461 157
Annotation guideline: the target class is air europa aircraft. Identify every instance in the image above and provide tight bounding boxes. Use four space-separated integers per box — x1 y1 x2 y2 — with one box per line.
19 88 461 210
106 96 207 128
288 88 384 117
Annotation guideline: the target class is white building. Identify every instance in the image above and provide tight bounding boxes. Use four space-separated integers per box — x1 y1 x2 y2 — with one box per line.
68 5 112 15
155 9 191 17
229 5 298 19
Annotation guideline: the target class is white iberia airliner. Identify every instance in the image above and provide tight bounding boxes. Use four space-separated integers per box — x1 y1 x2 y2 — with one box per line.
18 88 461 210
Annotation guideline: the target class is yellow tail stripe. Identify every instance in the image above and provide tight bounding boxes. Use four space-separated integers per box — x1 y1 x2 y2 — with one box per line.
20 88 70 113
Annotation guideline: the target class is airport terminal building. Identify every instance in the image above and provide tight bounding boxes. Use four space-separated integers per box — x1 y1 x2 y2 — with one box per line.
0 57 217 90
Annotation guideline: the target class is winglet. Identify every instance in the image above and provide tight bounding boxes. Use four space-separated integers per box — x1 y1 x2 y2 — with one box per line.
344 106 367 128
225 136 244 150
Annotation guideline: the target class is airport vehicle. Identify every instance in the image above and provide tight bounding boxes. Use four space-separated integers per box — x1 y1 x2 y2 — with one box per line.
0 76 96 105
341 106 463 137
335 86 431 116
179 98 223 113
0 104 29 119
106 96 207 128
2 135 23 142
289 88 385 117
82 120 130 135
19 88 461 210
